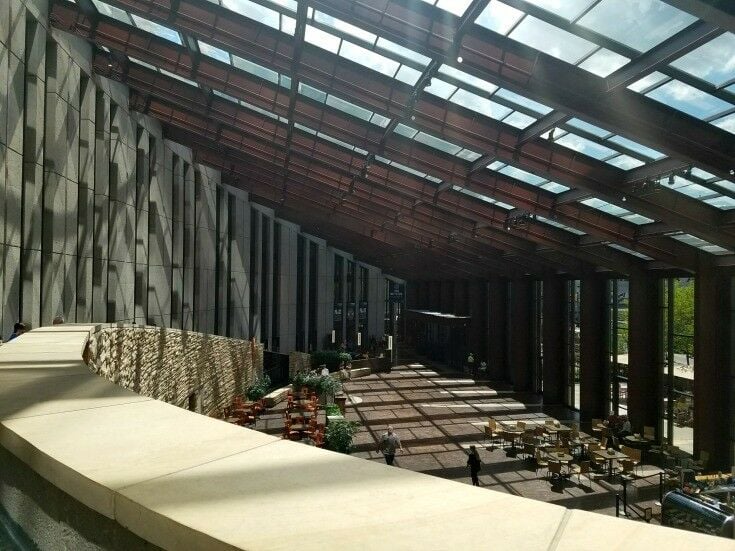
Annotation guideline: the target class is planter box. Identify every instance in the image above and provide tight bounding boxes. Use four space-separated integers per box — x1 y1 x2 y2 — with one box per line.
350 356 391 373
262 384 292 408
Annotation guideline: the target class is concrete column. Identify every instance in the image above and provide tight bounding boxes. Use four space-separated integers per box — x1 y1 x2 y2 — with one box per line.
147 136 172 327
580 277 608 422
542 278 567 405
467 280 488 366
20 14 44 330
181 161 195 330
627 275 661 434
277 220 299 353
193 165 217 333
488 277 508 381
170 152 184 329
694 265 733 469
77 77 95 322
509 279 533 391
214 187 230 335
227 186 249 339
131 123 148 325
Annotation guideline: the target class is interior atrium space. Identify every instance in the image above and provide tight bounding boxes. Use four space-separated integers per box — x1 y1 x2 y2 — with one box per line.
1 0 735 549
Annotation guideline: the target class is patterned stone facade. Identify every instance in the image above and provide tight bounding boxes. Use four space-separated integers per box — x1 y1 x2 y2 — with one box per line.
87 325 263 416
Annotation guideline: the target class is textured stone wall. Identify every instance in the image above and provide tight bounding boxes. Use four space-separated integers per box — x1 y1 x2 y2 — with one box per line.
288 351 311 379
0 0 396 352
88 326 263 416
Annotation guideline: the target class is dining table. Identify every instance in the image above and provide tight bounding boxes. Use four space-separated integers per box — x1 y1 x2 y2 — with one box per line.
499 425 524 451
544 424 572 442
623 434 652 462
592 449 629 479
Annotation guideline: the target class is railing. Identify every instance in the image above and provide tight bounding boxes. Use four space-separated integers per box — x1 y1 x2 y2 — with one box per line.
616 471 665 522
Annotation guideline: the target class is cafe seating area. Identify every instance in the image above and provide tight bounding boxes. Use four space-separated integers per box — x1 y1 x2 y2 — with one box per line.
222 396 268 427
282 389 326 446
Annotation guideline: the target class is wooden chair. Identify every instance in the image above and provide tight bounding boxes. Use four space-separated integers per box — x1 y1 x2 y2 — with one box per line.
484 419 500 449
522 442 535 461
516 420 526 431
693 450 710 471
547 461 563 481
570 461 591 487
643 425 655 441
535 450 549 479
600 436 608 449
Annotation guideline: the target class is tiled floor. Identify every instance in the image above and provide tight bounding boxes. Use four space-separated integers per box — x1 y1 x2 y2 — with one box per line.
255 353 664 521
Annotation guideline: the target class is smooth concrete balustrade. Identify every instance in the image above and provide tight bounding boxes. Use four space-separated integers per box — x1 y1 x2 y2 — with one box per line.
0 326 733 550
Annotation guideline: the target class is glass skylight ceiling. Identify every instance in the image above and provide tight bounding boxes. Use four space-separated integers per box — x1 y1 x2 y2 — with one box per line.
488 161 569 193
91 0 735 262
580 198 654 225
668 232 734 256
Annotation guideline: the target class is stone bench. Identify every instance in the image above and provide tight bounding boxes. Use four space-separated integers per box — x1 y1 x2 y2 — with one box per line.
262 385 292 408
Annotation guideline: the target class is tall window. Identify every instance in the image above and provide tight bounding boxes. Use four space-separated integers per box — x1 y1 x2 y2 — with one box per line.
533 281 543 394
271 222 280 351
608 279 629 415
296 235 305 351
566 280 581 409
661 278 695 454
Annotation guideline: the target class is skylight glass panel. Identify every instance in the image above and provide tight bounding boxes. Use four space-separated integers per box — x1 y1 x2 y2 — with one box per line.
158 68 197 86
244 100 286 122
92 0 132 24
712 113 735 135
376 38 431 66
439 65 498 93
577 0 697 53
298 82 327 103
502 111 536 129
394 124 418 139
567 118 612 138
537 216 586 235
606 155 645 170
414 132 463 155
198 41 231 64
714 180 735 193
492 88 553 115
475 1 524 35
606 135 665 160
129 14 181 44
425 79 457 99
690 168 717 181
608 243 653 260
581 198 653 224
646 80 733 119
213 89 240 104
314 11 377 45
232 55 280 85
704 196 735 209
280 15 295 35
128 56 158 71
436 0 474 16
509 15 597 64
370 113 391 127
395 65 422 86
496 165 547 186
388 160 428 179
669 232 733 255
267 0 297 11
339 41 400 78
279 74 291 88
523 0 596 20
222 0 281 30
317 131 367 153
456 149 482 162
453 186 513 209
577 48 630 77
670 33 735 87
325 95 372 121
488 161 505 171
555 133 618 160
449 89 512 119
304 25 341 53
627 71 668 93
540 181 570 193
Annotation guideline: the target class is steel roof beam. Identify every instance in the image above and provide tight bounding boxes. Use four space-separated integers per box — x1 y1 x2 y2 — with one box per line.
56 0 735 252
662 0 735 35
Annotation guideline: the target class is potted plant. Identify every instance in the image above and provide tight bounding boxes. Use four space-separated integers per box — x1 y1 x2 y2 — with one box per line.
325 418 360 454
246 374 271 401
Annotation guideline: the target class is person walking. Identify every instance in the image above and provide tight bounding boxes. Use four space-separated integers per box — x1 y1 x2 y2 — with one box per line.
467 445 481 486
378 425 403 466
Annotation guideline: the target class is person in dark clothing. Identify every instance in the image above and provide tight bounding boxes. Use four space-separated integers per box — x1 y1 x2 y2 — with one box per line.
378 426 403 466
467 445 481 486
8 322 27 341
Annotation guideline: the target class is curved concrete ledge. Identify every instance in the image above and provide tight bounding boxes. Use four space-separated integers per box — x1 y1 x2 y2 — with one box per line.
1 327 733 550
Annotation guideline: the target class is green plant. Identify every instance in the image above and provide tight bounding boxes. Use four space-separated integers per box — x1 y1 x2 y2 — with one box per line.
290 371 340 398
246 374 271 401
325 403 342 417
310 350 343 372
325 419 360 454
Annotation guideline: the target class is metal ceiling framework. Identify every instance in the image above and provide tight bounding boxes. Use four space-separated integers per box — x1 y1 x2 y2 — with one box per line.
50 0 735 279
